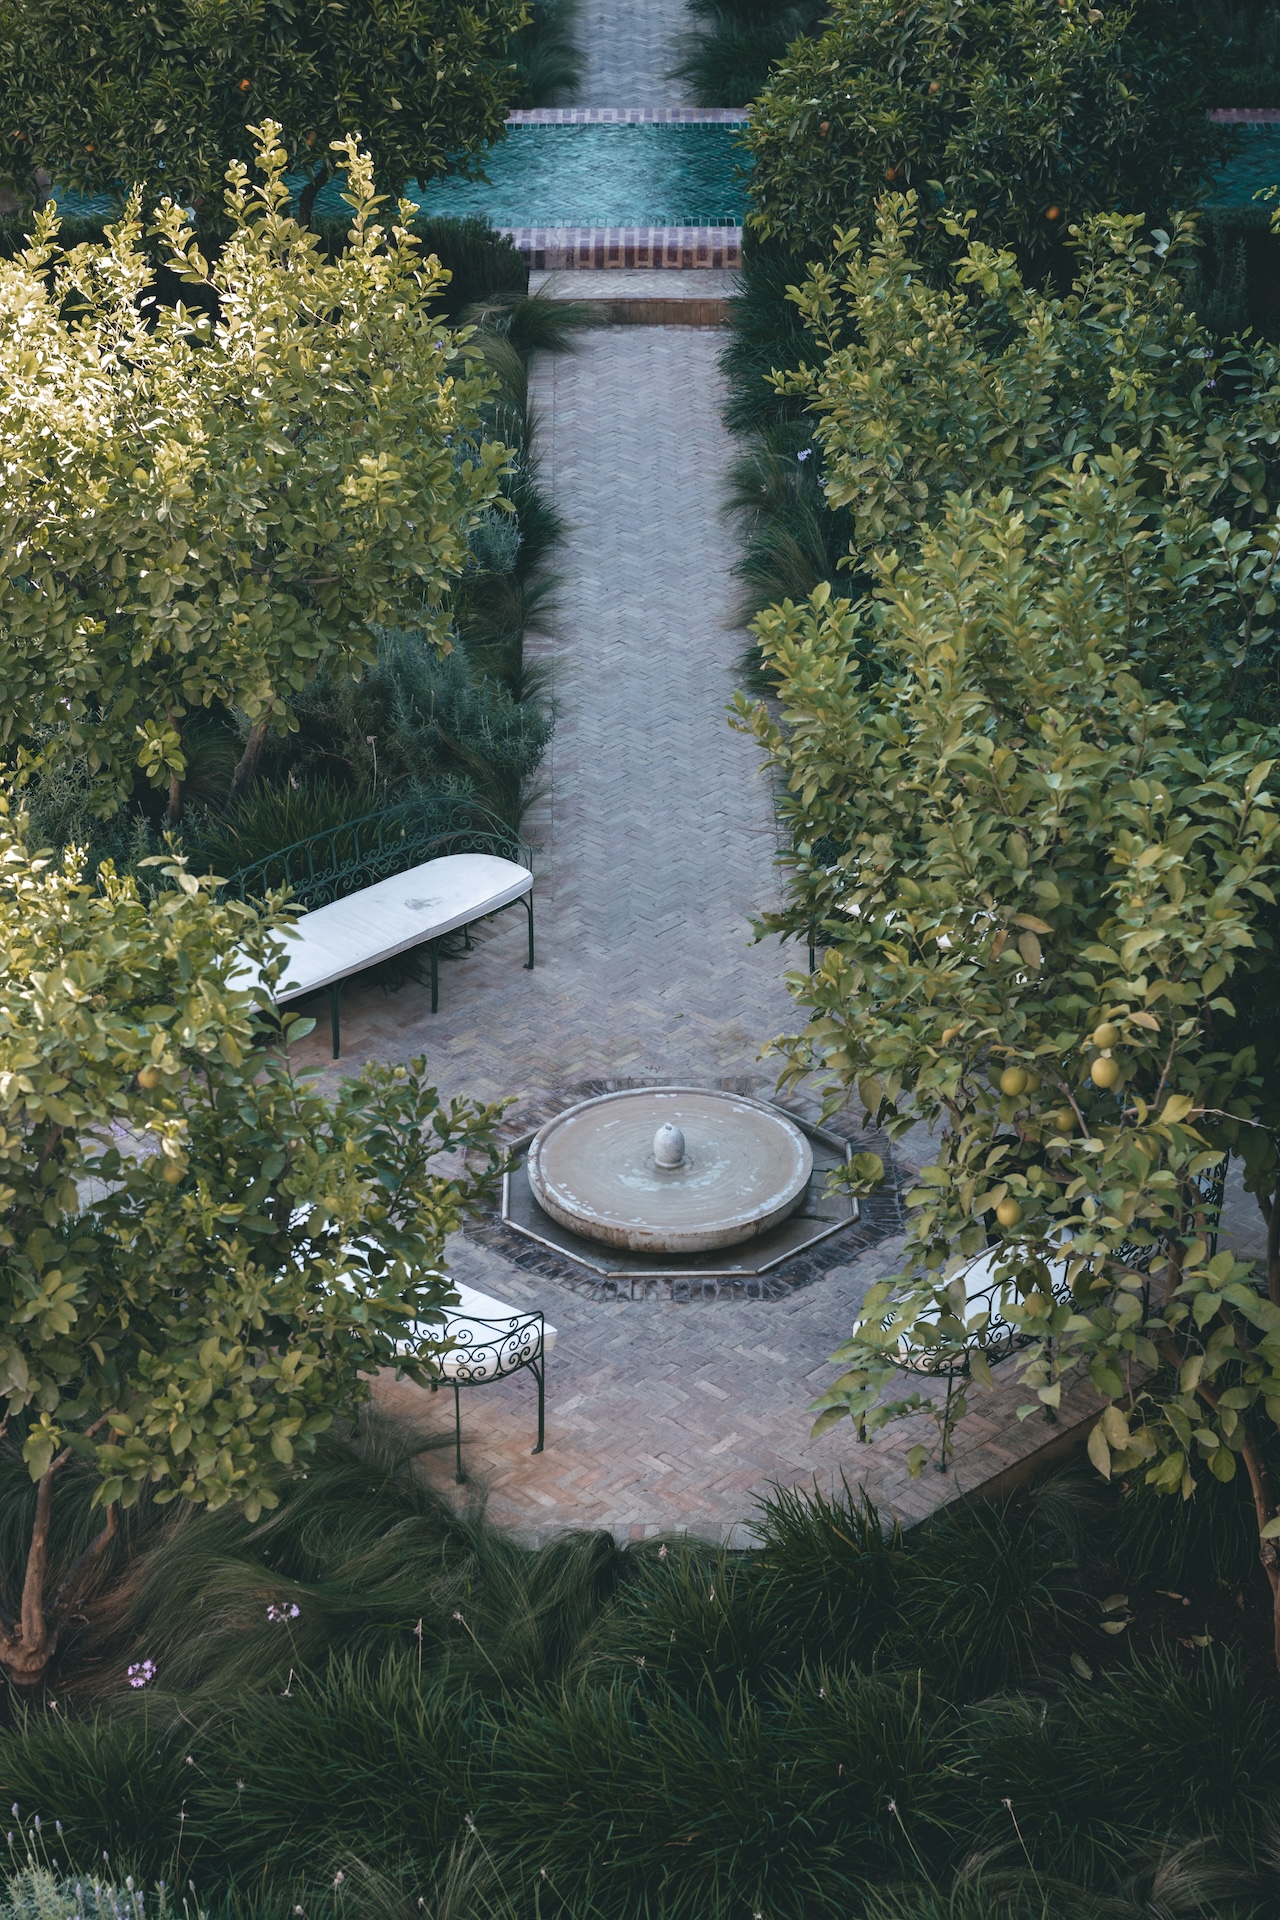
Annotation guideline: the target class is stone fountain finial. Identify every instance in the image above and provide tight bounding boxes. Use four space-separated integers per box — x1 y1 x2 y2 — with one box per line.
653 1122 686 1168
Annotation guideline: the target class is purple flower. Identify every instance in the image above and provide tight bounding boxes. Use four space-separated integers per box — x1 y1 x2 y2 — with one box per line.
797 448 812 462
127 1660 156 1688
266 1601 300 1623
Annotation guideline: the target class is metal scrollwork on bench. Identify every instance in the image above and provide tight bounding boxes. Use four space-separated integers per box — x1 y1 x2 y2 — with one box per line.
885 1155 1230 1469
442 1310 544 1384
409 1307 548 1484
219 798 530 911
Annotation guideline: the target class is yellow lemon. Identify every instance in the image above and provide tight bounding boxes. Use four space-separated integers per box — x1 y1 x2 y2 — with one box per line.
995 1198 1022 1228
160 1158 185 1184
1091 1022 1120 1050
998 1067 1028 1097
1090 1056 1121 1089
137 1066 162 1090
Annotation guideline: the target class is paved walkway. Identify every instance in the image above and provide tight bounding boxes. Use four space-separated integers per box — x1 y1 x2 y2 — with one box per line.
577 0 694 105
281 0 1155 1540
291 329 797 1109
283 326 1108 1541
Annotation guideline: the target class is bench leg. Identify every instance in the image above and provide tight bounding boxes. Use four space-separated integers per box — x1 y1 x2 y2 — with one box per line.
329 983 342 1059
532 1356 545 1455
453 1380 464 1483
430 939 439 1014
524 892 535 971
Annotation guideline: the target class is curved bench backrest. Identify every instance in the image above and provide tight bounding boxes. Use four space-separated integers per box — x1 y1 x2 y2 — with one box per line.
220 799 530 912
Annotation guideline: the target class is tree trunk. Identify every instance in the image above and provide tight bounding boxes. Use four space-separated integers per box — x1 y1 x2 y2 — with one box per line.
1196 1376 1280 1669
0 1460 60 1691
297 162 330 229
1160 1299 1280 1668
1236 1421 1280 1669
1259 1183 1280 1309
0 1444 118 1694
228 715 271 806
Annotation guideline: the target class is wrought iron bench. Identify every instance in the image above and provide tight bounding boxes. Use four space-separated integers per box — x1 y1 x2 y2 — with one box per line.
398 1282 558 1482
223 800 534 1057
884 1157 1228 1467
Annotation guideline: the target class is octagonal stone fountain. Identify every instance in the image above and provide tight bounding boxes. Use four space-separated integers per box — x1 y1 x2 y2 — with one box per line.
502 1087 860 1283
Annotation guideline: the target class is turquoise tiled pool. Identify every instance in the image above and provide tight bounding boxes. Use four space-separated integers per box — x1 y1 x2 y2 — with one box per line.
50 121 750 229
315 121 749 228
46 121 1277 233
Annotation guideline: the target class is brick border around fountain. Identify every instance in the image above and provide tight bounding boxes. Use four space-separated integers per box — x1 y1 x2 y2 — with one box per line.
466 1077 905 1302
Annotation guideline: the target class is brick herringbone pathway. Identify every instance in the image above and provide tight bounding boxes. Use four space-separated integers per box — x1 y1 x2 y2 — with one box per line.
281 2 1121 1539
283 327 1104 1540
292 329 799 1109
578 0 694 105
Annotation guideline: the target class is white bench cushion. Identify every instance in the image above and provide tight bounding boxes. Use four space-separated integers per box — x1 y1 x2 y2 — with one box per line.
890 1242 1080 1370
235 853 532 1003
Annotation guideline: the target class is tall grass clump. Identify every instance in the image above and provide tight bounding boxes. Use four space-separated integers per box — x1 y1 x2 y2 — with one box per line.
2 1417 1277 1917
505 0 583 107
672 0 825 107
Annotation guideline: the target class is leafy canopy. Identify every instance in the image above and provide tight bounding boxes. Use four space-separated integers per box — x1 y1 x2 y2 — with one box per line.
0 807 503 1521
0 125 510 816
738 210 1280 1596
0 0 527 219
742 0 1222 275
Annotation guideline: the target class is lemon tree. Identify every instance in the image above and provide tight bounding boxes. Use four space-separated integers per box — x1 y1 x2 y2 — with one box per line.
0 805 503 1692
0 124 510 823
742 0 1221 277
739 205 1280 1661
0 0 526 224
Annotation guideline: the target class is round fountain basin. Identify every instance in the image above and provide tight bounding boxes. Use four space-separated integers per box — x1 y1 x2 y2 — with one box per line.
524 1088 813 1253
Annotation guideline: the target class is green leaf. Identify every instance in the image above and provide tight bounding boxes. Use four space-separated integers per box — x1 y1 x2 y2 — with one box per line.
810 1405 848 1437
1087 1422 1112 1479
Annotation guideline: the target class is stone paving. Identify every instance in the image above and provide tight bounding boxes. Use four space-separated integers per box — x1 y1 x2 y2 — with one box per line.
530 266 738 323
290 328 796 1109
576 0 696 107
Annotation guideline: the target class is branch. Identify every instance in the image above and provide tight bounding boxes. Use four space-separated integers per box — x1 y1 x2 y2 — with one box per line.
1157 1325 1280 1588
48 1502 119 1621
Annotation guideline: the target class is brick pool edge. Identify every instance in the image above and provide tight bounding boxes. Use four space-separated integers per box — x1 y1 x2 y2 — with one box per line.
502 225 742 268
